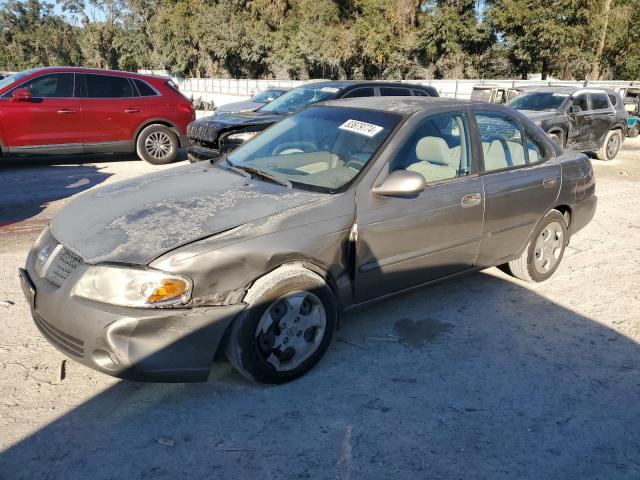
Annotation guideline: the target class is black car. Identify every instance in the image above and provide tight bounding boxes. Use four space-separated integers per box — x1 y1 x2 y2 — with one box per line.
186 81 439 161
506 86 627 161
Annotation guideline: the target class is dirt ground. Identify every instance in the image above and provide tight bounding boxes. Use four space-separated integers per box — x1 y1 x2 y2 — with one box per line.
0 141 638 479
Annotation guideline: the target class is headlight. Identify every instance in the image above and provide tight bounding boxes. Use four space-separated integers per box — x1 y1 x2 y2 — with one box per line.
226 131 259 142
72 265 192 308
33 226 59 277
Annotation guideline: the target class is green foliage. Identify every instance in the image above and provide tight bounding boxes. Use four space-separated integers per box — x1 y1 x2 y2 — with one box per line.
0 0 636 80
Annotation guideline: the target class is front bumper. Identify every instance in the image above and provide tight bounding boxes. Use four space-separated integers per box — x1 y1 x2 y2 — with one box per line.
178 134 191 148
20 251 246 382
187 144 223 163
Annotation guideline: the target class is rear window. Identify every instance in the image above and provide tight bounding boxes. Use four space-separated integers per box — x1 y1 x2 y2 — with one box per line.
134 79 158 96
85 74 134 98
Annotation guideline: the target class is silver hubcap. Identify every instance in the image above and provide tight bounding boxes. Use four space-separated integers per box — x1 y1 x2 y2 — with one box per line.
145 131 172 159
533 221 564 274
255 291 326 372
607 134 620 158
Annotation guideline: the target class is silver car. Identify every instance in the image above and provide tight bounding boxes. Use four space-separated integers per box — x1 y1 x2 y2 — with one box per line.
20 97 597 384
215 88 288 114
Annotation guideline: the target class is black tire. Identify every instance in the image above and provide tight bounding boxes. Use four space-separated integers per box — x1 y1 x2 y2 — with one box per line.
136 124 179 165
628 124 639 138
226 267 337 384
507 209 568 283
596 129 622 161
548 131 565 148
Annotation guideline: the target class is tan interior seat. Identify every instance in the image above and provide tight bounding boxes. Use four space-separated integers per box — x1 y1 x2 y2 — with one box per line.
407 136 457 182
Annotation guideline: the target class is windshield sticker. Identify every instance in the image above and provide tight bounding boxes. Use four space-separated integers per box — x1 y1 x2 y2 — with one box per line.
320 87 340 93
339 119 384 137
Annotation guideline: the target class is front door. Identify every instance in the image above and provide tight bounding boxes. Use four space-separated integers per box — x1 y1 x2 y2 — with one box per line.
0 73 82 152
566 93 592 151
473 111 561 266
77 73 143 145
354 111 484 302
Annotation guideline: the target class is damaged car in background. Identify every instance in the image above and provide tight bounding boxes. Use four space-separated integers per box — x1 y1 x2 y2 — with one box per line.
20 97 596 384
506 86 627 160
186 80 439 162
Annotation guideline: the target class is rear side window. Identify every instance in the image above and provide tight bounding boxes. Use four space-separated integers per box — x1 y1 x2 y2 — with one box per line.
380 87 412 96
85 74 134 98
18 73 74 98
591 93 610 110
134 79 158 96
342 87 375 98
476 112 530 172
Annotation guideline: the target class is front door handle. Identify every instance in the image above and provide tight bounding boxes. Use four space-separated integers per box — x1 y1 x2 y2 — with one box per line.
543 177 558 189
461 193 482 208
124 108 140 113
57 109 76 114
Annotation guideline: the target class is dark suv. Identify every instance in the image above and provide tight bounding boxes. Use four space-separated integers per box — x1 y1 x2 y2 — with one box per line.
506 86 627 161
187 81 438 161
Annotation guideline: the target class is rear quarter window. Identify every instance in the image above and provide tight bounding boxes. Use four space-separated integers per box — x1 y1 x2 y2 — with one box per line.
134 79 158 96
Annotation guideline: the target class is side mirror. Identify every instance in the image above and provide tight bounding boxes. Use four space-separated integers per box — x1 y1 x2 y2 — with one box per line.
11 88 32 102
570 104 582 114
371 170 426 197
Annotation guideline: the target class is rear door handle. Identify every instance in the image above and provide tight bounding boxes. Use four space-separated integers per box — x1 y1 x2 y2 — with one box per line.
543 177 558 189
124 108 140 113
461 193 482 208
57 109 76 114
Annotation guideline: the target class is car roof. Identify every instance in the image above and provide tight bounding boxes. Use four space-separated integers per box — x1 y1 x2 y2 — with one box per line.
320 96 485 116
300 80 436 91
19 66 168 80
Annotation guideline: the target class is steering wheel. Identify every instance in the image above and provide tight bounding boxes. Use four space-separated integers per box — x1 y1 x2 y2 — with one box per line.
272 141 318 156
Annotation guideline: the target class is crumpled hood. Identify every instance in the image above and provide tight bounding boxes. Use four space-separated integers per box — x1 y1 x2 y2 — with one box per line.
216 101 264 113
188 110 285 143
51 163 324 265
517 110 558 123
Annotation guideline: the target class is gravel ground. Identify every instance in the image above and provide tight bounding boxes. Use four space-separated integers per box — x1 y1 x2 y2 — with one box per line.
0 141 639 479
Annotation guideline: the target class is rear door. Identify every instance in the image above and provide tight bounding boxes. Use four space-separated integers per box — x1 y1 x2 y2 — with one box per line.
354 110 484 302
78 73 143 147
474 110 561 267
589 91 615 147
0 73 82 152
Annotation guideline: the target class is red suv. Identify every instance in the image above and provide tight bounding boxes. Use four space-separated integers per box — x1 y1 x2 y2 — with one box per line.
0 67 194 164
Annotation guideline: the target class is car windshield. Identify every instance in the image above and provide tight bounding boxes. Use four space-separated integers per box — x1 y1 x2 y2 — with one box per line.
0 69 35 92
227 106 401 193
470 88 493 101
259 84 343 114
507 92 569 111
252 90 285 103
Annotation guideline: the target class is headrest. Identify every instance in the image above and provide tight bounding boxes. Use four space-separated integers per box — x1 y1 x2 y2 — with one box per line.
416 136 451 165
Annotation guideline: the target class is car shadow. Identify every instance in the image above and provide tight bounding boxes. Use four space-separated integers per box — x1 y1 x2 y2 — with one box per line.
1 269 638 479
0 150 188 229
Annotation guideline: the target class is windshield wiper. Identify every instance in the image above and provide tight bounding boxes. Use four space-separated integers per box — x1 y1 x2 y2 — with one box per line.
226 160 292 189
219 156 252 178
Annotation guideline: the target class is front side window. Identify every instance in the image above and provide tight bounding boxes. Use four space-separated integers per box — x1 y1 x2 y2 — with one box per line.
85 74 133 98
380 87 412 96
412 89 429 97
227 106 400 192
571 94 589 112
342 87 375 99
390 112 471 183
476 112 544 171
591 92 610 110
16 73 74 98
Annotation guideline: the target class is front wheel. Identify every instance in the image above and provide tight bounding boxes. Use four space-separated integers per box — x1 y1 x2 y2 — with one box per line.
226 267 337 384
506 209 568 282
136 124 179 165
596 129 622 161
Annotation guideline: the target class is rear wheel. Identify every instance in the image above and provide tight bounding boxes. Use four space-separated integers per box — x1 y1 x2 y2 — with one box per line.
628 124 639 138
506 209 567 283
136 124 179 165
596 129 622 161
226 266 337 384
548 131 565 148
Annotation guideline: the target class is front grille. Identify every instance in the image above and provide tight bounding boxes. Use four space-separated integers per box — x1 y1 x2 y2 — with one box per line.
187 122 217 143
33 311 85 358
45 246 83 287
